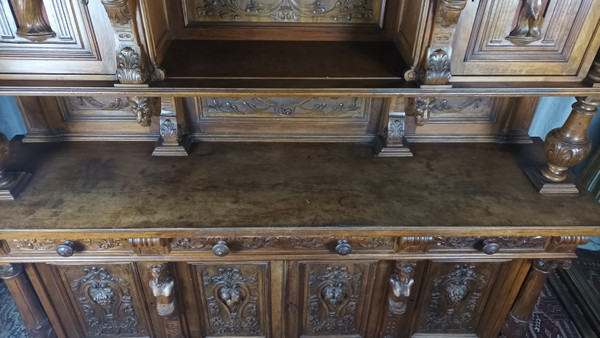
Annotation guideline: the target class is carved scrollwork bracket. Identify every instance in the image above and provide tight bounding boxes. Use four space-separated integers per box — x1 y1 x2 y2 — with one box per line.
418 0 467 86
147 264 176 316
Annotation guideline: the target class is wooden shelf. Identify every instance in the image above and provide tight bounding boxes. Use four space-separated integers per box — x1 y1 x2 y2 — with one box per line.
1 141 600 234
161 40 407 80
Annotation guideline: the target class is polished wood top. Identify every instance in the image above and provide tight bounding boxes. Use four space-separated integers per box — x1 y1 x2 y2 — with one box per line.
1 141 599 234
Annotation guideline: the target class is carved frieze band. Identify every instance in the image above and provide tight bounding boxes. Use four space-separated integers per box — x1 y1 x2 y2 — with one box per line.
9 238 131 253
188 0 381 24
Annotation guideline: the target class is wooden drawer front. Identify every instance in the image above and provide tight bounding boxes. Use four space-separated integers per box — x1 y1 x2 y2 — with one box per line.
430 236 547 253
184 262 271 337
412 261 502 335
452 0 600 80
286 261 378 337
37 263 154 337
169 236 396 255
6 238 134 255
0 0 116 79
188 97 380 142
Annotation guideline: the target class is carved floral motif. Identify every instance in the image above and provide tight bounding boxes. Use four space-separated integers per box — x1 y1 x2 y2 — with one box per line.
193 0 376 23
422 264 489 331
201 267 262 335
307 265 363 334
69 266 143 336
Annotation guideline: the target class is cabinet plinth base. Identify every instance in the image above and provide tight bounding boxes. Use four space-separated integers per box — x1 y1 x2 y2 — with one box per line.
524 167 579 195
0 172 31 200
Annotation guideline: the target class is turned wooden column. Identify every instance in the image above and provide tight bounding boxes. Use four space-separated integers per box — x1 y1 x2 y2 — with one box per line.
0 264 56 338
501 259 570 338
542 97 599 182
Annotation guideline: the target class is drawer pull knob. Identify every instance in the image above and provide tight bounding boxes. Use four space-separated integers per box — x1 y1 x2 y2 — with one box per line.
335 240 352 256
482 239 500 255
212 241 230 257
56 241 75 257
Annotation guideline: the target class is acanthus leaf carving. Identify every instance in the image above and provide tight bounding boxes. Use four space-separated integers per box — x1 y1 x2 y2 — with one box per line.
436 0 468 27
101 0 132 25
423 49 451 86
117 47 148 85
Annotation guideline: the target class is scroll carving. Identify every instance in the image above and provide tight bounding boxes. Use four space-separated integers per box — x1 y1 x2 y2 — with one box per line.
148 264 175 316
421 264 489 331
506 0 545 46
70 97 129 111
191 0 378 24
201 267 263 335
68 266 144 336
14 0 56 42
307 265 363 334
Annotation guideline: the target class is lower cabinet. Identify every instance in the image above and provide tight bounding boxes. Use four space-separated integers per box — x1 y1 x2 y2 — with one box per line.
28 259 529 338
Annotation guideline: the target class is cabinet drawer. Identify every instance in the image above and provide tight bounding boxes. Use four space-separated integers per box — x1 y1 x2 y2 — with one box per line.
169 236 396 255
5 238 134 256
399 236 548 254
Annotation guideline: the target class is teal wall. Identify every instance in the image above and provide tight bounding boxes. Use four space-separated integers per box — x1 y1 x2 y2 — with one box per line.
0 97 26 140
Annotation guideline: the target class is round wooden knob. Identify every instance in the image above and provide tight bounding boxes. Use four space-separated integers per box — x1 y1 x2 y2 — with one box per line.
212 241 230 257
482 239 500 255
335 240 352 256
56 240 75 257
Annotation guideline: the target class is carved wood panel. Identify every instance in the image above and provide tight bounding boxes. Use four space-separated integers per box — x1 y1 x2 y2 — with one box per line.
452 0 600 78
289 261 377 337
413 261 502 334
59 97 134 121
198 97 369 120
190 262 270 337
184 0 383 24
430 236 547 252
7 238 133 255
54 264 152 337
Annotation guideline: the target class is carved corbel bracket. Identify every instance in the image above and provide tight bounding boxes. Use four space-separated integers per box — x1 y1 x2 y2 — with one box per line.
0 133 31 200
398 237 434 253
419 0 467 87
147 264 176 316
152 97 191 156
375 98 413 157
525 96 600 194
128 96 160 127
129 237 167 255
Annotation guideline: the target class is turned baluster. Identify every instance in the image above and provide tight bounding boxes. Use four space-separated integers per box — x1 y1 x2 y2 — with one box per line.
542 97 599 183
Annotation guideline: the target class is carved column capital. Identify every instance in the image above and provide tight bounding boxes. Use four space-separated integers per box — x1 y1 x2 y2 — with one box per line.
0 263 23 279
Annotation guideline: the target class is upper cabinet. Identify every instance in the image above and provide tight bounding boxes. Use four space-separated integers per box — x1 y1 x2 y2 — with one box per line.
0 0 117 80
451 0 600 82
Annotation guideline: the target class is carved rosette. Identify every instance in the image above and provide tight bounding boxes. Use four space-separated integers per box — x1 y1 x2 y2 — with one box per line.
14 0 56 42
506 0 545 46
542 97 600 182
69 266 144 336
307 265 363 334
201 267 263 335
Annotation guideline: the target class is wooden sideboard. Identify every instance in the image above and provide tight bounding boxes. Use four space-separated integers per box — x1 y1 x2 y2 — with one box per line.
1 1 600 338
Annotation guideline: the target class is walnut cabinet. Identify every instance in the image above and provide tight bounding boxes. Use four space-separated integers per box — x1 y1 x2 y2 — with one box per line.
1 0 600 338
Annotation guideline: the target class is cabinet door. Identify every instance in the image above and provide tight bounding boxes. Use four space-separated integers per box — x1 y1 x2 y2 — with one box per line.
451 0 600 81
176 262 272 337
33 263 154 338
285 260 383 337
